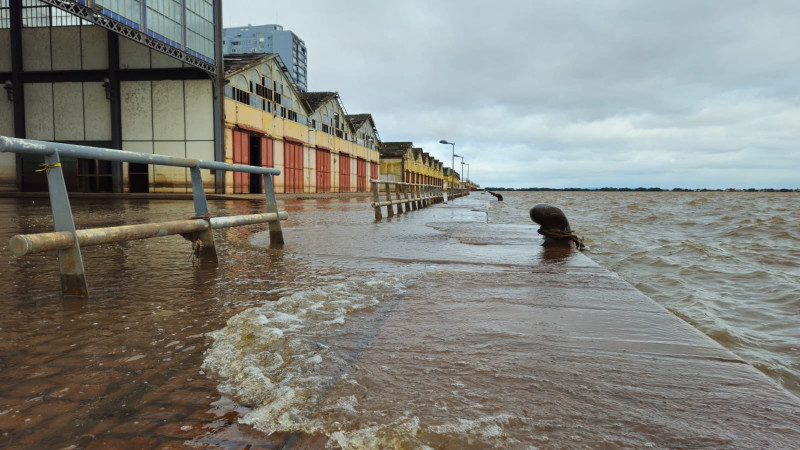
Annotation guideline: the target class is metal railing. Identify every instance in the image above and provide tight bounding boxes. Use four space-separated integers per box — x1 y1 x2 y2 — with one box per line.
371 180 446 219
0 137 288 297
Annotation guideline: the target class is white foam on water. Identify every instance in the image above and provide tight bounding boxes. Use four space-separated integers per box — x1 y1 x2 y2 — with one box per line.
328 416 430 450
428 414 517 441
202 275 412 441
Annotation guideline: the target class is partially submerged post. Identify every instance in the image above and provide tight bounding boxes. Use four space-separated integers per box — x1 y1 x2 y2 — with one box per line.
529 203 585 250
369 180 444 220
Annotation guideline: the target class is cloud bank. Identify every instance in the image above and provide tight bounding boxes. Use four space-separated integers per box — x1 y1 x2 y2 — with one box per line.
225 0 800 188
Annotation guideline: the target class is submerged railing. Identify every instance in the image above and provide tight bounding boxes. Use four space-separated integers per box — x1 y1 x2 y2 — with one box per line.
0 137 288 297
370 180 467 220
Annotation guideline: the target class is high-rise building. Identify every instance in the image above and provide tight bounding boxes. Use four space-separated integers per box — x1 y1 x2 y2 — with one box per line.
223 24 307 91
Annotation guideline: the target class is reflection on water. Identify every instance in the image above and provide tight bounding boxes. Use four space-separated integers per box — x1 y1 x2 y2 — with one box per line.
1 192 798 448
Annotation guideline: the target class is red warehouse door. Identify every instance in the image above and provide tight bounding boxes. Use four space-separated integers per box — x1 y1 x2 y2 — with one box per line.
284 141 303 193
316 148 331 193
259 136 274 193
232 130 250 193
370 162 378 182
339 154 351 192
356 158 367 192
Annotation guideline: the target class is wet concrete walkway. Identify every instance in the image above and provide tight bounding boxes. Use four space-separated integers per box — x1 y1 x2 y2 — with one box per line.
274 194 800 447
0 193 798 447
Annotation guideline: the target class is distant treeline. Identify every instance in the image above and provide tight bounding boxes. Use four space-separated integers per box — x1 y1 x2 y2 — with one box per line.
484 187 799 192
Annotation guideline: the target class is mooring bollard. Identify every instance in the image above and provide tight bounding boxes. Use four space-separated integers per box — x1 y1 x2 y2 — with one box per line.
529 204 585 250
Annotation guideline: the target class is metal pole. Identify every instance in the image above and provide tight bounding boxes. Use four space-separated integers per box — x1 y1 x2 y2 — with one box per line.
213 0 226 193
10 213 289 256
461 160 465 191
43 152 89 296
190 166 217 263
450 143 455 200
0 137 280 175
263 174 284 247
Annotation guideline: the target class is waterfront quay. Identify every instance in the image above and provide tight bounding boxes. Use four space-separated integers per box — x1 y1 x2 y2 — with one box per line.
1 193 799 447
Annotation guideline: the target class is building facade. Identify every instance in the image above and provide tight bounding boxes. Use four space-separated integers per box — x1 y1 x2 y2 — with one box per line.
379 142 445 189
0 0 220 194
223 24 307 92
223 54 379 194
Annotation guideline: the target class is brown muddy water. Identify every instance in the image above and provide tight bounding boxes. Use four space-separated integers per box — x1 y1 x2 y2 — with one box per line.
492 191 800 395
0 191 797 448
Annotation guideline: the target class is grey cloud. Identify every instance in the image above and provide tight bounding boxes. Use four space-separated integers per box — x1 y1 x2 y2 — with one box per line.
226 0 800 188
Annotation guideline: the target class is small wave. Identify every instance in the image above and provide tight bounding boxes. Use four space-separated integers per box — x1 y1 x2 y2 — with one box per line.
203 275 410 440
756 216 787 225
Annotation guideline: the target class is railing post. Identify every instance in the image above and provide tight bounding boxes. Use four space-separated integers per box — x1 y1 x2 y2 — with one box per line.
416 185 422 209
403 183 412 211
395 183 404 214
372 181 382 220
385 182 394 217
263 174 284 247
190 166 218 263
43 151 89 296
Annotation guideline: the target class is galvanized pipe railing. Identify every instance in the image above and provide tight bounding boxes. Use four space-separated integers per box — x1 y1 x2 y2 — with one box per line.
9 212 289 256
370 180 445 220
0 136 288 297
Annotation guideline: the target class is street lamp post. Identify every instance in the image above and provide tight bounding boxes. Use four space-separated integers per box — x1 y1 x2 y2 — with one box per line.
454 154 465 195
464 163 470 190
439 140 455 199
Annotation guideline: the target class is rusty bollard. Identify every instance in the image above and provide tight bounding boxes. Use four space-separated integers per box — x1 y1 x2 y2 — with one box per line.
529 204 585 249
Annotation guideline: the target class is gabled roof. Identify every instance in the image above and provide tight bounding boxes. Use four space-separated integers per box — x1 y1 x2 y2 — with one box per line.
223 53 278 78
380 142 414 157
412 148 423 161
346 114 370 130
422 152 432 165
299 92 338 113
347 113 382 144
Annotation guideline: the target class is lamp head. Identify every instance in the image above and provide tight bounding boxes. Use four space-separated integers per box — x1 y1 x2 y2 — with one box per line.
439 140 452 145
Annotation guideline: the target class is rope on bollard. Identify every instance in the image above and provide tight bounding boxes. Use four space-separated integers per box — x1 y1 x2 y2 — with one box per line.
537 228 586 250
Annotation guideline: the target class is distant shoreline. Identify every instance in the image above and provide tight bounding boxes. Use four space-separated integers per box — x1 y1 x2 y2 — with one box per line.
484 188 799 192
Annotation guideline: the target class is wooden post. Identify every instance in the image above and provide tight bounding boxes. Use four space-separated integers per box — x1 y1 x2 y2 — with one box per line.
372 181 382 220
385 182 394 217
395 183 404 214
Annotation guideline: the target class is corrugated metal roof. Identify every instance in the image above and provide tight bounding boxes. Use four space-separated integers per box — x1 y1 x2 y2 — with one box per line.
223 53 277 78
298 91 338 112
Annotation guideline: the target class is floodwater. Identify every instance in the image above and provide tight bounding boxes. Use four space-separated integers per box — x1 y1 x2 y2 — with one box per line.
0 191 798 448
491 191 800 395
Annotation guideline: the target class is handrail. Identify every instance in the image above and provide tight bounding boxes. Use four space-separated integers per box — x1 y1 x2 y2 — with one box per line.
0 136 280 175
0 136 288 297
371 179 459 220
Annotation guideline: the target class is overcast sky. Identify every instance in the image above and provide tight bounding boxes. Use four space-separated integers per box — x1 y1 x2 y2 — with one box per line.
224 0 800 189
